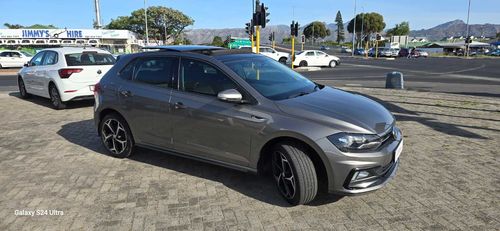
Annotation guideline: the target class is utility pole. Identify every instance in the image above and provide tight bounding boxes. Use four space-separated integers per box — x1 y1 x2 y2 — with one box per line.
144 0 149 45
351 0 357 56
163 15 168 45
465 0 472 58
360 7 364 49
93 0 102 29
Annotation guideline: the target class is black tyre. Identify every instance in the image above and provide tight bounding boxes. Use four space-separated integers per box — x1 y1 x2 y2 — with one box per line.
99 113 135 158
49 84 67 110
329 60 337 68
18 77 31 99
271 143 318 205
299 61 308 67
278 57 287 65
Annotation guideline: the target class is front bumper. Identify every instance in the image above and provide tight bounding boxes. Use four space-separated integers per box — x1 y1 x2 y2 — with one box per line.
316 128 403 195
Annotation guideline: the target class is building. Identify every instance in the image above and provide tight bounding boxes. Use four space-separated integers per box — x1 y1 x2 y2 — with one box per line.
0 28 143 53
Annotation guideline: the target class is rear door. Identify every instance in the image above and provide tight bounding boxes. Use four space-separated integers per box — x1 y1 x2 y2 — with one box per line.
117 56 179 148
31 50 59 97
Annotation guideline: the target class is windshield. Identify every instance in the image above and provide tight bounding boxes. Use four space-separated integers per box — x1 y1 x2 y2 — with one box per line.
222 56 318 100
20 51 33 57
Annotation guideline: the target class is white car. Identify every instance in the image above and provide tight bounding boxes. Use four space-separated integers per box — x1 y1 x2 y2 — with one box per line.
292 50 340 68
17 47 116 109
239 46 290 64
0 50 33 68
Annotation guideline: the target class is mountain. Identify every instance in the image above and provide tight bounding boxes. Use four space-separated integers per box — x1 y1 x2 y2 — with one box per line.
410 20 500 40
184 20 500 44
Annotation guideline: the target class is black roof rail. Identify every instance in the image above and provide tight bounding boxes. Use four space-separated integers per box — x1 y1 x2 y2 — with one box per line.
141 45 253 56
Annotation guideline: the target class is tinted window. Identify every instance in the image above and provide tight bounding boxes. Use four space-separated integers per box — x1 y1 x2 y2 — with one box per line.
133 57 178 89
30 52 45 66
0 52 9 57
42 51 58 65
222 55 317 100
65 52 115 66
305 52 315 56
316 51 326 56
180 59 238 96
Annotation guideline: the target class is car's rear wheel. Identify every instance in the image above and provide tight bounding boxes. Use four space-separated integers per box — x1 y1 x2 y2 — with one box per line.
99 113 135 158
329 60 337 68
18 77 31 99
299 61 308 67
279 57 287 65
49 84 66 110
271 143 318 205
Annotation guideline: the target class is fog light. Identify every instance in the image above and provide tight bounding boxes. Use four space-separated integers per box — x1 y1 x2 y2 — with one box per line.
352 170 371 181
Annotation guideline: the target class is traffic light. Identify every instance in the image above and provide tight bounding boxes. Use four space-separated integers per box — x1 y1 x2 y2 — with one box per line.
294 22 299 37
269 32 274 42
290 21 299 37
465 36 472 44
376 33 382 41
260 3 270 28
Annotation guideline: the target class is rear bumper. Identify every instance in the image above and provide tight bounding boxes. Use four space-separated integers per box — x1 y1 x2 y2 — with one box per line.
60 84 94 102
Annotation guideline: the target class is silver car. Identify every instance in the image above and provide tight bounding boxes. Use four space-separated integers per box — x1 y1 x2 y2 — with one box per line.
93 45 403 205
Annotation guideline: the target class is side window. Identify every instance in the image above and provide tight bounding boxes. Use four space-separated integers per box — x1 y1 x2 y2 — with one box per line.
133 57 178 89
42 51 58 65
0 52 8 57
30 52 45 66
11 52 21 58
305 52 315 56
180 58 238 96
119 59 137 80
316 51 326 56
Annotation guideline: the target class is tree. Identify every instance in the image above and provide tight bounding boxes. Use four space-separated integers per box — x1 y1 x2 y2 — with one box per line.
497 32 500 40
386 22 410 37
211 36 224 47
107 6 194 43
3 23 57 29
303 21 331 40
335 11 345 43
347 12 385 35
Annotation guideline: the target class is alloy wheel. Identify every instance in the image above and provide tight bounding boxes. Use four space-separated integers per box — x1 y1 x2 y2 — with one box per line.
101 118 128 154
50 87 59 106
19 79 26 96
272 151 296 199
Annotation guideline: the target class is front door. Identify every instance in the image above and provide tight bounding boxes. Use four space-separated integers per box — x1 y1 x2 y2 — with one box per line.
170 58 258 166
22 51 45 94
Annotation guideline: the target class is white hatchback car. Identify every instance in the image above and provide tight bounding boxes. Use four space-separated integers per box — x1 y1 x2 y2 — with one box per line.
293 50 340 68
239 46 290 64
17 47 116 109
0 50 33 68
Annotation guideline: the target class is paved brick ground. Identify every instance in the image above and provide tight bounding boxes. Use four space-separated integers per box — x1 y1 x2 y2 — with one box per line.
0 87 498 230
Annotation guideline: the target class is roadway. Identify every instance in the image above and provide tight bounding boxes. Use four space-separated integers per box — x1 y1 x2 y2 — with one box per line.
1 56 499 97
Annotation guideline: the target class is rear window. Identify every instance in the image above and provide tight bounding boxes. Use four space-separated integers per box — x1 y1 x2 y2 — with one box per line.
65 52 115 66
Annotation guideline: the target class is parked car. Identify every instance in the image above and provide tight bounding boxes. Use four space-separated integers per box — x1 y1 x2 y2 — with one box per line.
354 48 365 55
293 50 340 68
415 49 429 58
369 48 393 57
93 45 403 205
320 45 330 50
341 47 352 53
398 48 420 58
239 46 290 64
17 47 116 109
488 49 500 56
0 50 33 68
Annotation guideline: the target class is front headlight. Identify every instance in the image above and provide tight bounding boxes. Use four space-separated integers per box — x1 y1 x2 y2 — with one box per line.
328 133 382 152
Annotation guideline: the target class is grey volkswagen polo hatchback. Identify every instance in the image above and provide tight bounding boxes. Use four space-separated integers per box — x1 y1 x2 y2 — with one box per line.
93 45 403 205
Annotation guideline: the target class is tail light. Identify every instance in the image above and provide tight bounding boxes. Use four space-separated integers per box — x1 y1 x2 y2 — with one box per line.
58 68 82 78
93 82 101 96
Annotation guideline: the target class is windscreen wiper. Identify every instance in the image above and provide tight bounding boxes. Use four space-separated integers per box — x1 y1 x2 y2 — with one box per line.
288 91 310 99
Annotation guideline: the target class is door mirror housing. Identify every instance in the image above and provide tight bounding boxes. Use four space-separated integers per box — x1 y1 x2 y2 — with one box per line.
24 62 29 67
217 89 243 103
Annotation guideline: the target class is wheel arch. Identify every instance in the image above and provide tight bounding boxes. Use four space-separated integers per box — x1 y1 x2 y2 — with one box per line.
257 135 332 193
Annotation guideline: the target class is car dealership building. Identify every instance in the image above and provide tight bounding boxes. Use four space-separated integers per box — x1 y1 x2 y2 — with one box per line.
0 29 143 53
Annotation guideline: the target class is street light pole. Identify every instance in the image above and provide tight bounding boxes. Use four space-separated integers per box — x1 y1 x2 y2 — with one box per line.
465 0 471 58
351 0 357 56
360 7 364 49
144 0 149 45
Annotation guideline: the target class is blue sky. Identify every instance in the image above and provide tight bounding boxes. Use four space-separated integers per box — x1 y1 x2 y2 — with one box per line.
0 0 499 30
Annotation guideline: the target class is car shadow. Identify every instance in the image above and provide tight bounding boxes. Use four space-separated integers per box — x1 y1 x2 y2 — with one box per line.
8 92 94 109
57 119 343 207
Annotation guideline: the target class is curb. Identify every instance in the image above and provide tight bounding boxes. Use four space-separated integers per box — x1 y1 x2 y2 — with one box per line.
295 67 322 72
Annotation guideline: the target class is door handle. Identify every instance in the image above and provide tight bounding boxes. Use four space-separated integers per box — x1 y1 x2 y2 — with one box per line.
250 115 267 122
119 90 132 97
174 102 186 109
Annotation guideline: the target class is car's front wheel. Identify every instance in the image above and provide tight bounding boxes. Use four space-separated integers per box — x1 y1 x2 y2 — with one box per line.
49 84 66 110
329 60 337 68
99 113 135 158
271 143 318 205
18 77 31 99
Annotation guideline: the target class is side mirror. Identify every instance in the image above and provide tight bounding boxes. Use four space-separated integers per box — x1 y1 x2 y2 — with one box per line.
24 63 29 67
217 89 243 103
